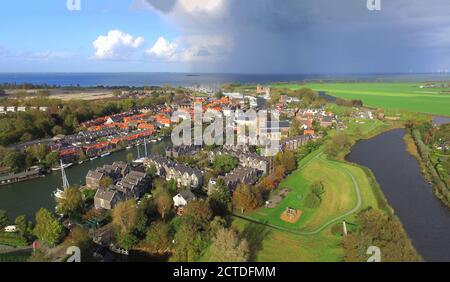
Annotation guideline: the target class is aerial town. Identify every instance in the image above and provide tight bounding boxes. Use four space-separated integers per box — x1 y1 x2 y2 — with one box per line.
1 1 450 271
2 79 433 264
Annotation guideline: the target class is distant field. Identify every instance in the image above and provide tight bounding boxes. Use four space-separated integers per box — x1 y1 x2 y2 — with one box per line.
273 82 450 116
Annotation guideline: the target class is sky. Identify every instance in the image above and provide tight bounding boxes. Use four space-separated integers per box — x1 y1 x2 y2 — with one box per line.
1 0 450 74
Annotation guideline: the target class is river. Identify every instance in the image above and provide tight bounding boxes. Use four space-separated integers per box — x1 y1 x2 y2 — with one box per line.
0 139 170 221
347 128 450 262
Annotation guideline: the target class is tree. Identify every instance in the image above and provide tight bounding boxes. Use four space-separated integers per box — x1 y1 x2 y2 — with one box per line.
99 176 113 189
325 132 352 158
304 193 321 208
259 174 278 191
209 228 249 262
209 216 227 236
52 125 65 136
0 210 9 228
289 119 302 137
343 209 421 262
232 184 263 214
33 208 64 246
273 165 286 180
56 187 84 218
14 215 30 240
213 154 238 174
64 227 92 259
2 151 26 172
184 200 213 230
117 232 139 250
83 189 96 203
45 151 59 167
171 222 209 262
146 165 157 178
167 179 178 196
154 189 173 220
112 200 139 234
304 181 325 209
208 183 231 216
144 221 173 254
278 150 297 171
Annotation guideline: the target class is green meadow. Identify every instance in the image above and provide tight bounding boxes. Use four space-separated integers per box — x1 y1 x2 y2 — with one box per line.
274 82 450 116
223 120 391 262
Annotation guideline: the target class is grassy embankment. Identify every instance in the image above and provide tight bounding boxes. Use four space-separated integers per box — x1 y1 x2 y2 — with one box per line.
273 82 450 117
226 119 395 262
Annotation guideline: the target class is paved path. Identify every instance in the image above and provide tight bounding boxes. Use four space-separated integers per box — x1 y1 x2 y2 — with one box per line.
234 153 363 236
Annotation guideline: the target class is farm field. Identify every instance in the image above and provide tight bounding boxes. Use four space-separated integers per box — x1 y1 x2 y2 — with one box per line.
273 82 450 116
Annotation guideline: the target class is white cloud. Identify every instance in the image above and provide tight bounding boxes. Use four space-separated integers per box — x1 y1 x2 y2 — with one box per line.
93 30 145 59
146 37 178 60
176 0 224 14
146 35 228 63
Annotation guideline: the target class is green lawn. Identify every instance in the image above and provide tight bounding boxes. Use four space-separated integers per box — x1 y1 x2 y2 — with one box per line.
248 149 379 232
226 118 391 262
231 218 343 262
274 82 450 116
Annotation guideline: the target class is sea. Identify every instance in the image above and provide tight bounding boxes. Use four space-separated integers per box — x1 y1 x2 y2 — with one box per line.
1 72 450 87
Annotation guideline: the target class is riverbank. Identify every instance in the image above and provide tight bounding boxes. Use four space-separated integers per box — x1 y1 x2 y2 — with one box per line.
0 137 170 220
347 128 450 261
406 127 450 208
225 120 421 262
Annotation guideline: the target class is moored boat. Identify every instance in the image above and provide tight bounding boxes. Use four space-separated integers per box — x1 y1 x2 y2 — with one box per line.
51 163 73 171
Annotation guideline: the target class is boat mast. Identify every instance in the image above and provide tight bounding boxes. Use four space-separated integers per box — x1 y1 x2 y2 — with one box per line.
60 160 70 189
137 143 141 159
144 138 148 157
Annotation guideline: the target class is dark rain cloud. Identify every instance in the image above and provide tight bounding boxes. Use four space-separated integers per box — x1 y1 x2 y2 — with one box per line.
145 0 450 73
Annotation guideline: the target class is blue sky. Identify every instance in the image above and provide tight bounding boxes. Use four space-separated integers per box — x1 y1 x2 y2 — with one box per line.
0 0 181 72
1 0 450 73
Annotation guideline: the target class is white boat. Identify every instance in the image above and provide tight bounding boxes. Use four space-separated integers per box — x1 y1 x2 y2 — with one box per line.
53 189 65 199
100 152 111 158
90 156 98 161
51 162 73 171
132 158 146 164
126 146 132 150
150 139 157 143
78 161 84 165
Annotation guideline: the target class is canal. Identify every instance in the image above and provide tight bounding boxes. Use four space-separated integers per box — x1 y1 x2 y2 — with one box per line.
0 139 170 221
347 128 450 262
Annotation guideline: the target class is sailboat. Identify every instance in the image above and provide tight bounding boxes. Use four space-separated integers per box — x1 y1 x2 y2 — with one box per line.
52 160 70 200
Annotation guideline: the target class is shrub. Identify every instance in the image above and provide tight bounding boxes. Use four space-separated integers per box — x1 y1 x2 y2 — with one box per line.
304 193 321 209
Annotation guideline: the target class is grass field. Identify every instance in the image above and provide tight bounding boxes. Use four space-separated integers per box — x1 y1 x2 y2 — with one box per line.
231 218 343 262
220 119 391 262
248 149 380 232
273 82 450 116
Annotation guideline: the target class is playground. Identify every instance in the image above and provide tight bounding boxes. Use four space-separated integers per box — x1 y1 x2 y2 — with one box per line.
280 207 302 224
